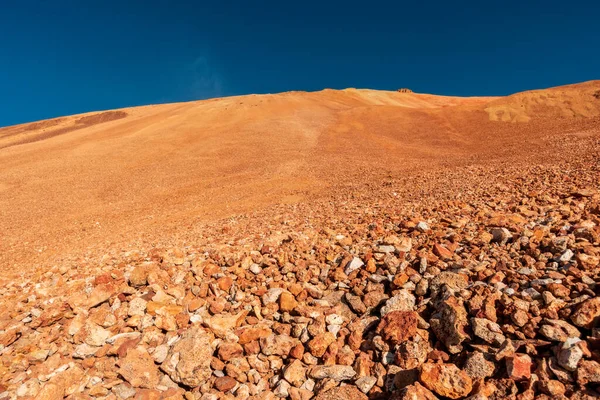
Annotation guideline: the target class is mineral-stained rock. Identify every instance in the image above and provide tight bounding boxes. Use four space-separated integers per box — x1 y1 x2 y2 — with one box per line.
571 297 600 329
309 365 356 381
380 290 416 315
471 318 505 346
539 379 566 396
419 362 473 399
308 332 336 357
505 354 532 380
218 342 244 361
118 347 160 388
433 243 454 260
35 364 85 400
284 359 307 387
204 310 247 338
314 386 367 400
430 296 469 353
214 376 237 392
3 148 600 400
577 360 600 386
391 382 439 400
464 352 495 379
345 293 367 314
261 334 300 356
236 326 272 344
161 326 213 387
280 291 298 312
376 311 418 344
355 376 377 394
539 319 581 341
71 282 119 310
395 336 430 369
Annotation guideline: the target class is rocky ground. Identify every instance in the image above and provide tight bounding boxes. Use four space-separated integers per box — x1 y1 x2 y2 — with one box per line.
1 131 600 400
1 82 600 400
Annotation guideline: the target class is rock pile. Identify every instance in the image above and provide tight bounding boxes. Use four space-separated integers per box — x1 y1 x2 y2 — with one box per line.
1 157 600 399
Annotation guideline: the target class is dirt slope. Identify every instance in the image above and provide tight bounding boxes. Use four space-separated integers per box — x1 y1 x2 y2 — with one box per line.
0 82 599 272
1 81 600 399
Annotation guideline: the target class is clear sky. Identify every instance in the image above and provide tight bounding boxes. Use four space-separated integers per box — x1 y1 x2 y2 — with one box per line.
1 0 599 127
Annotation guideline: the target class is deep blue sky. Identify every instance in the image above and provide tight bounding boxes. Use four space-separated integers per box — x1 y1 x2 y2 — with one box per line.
1 1 599 127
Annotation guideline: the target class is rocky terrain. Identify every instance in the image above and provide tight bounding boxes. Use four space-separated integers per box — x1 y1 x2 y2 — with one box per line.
0 81 600 399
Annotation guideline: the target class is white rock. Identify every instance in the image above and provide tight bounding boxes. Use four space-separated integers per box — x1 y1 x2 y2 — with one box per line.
559 249 574 263
84 323 111 347
274 379 291 397
344 257 364 275
152 344 169 363
557 337 584 371
325 314 344 325
380 289 415 315
128 297 147 316
106 332 141 344
355 376 377 394
73 343 99 359
250 264 262 275
262 288 284 305
416 221 430 232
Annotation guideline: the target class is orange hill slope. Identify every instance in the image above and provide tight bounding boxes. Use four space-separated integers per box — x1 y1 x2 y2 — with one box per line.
485 80 600 122
0 81 599 271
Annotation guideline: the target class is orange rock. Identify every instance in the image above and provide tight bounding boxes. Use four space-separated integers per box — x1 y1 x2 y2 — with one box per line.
279 291 298 312
146 302 183 316
217 276 234 291
307 332 336 357
420 362 473 399
203 263 220 276
236 326 273 345
433 243 453 260
187 298 204 312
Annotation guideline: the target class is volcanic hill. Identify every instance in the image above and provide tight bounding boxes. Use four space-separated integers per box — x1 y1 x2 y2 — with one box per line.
0 81 599 399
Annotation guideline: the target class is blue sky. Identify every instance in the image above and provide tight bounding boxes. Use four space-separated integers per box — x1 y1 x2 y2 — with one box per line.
1 0 599 127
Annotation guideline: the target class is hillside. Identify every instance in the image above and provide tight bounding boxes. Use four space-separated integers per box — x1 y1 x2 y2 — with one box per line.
0 81 600 399
1 82 598 272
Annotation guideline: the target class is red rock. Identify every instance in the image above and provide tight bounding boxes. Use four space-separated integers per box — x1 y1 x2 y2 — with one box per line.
214 376 237 392
93 274 113 285
218 342 244 361
0 329 20 347
506 354 532 380
290 343 305 359
376 311 418 344
117 337 141 358
134 389 161 400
